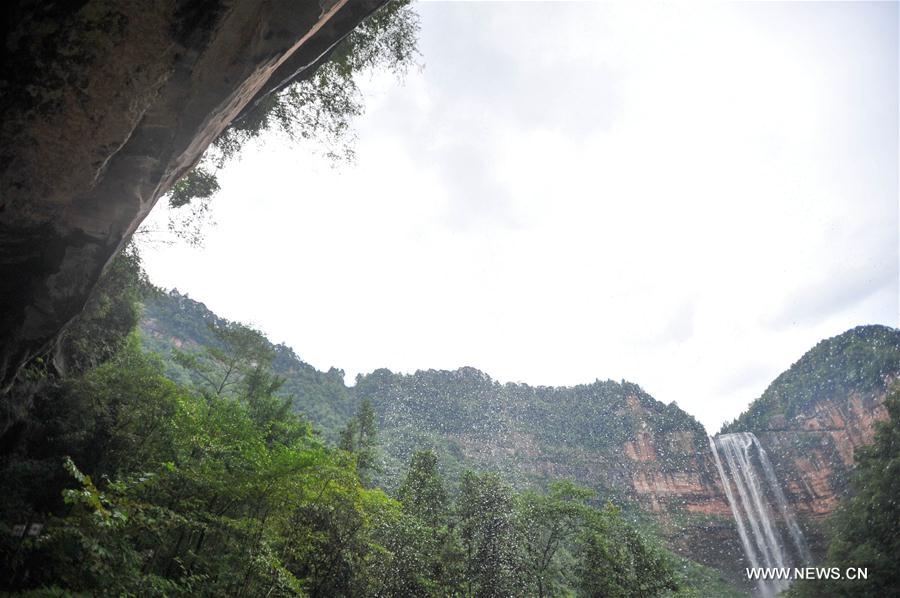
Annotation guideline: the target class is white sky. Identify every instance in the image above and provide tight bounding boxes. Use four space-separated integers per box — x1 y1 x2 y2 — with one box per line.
140 1 899 432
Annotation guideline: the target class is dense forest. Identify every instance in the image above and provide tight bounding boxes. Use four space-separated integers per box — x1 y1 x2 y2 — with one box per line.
1 250 739 596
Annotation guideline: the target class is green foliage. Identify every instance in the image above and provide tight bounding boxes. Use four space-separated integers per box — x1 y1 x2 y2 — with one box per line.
339 398 381 486
165 168 220 246
58 243 154 375
516 481 596 597
392 450 465 596
576 503 678 598
787 384 900 597
140 290 356 440
0 339 181 532
398 450 448 528
218 0 419 163
457 471 524 597
665 554 747 598
172 319 274 399
1 332 413 595
168 166 220 209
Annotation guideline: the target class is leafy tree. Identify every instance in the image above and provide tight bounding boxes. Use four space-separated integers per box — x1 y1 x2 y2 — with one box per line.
57 243 153 375
217 0 418 163
243 365 309 448
339 418 357 452
140 290 358 441
339 398 380 485
0 339 181 523
398 449 448 529
368 505 435 597
458 471 524 597
168 167 220 209
395 450 466 595
576 502 678 598
173 320 273 399
516 480 596 598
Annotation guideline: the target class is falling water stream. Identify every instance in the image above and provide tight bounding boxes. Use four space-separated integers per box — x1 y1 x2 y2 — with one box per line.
709 432 812 597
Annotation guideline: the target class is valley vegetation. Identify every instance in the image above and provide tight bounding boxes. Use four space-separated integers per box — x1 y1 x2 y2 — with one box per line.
1 250 686 597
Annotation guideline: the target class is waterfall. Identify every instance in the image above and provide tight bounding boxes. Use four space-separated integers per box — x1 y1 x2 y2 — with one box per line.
709 432 811 597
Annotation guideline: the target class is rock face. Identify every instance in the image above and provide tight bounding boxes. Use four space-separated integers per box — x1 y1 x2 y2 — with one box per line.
0 0 386 394
730 383 893 565
720 325 900 559
754 389 890 519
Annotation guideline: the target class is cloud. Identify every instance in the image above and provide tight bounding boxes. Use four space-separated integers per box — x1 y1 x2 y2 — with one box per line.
658 300 697 345
768 263 897 330
139 2 899 433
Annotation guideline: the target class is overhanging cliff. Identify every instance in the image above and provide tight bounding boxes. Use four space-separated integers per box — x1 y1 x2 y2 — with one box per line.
0 0 386 393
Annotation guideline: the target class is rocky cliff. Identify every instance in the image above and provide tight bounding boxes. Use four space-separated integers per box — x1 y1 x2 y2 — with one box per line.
752 389 891 519
0 0 387 398
721 325 900 556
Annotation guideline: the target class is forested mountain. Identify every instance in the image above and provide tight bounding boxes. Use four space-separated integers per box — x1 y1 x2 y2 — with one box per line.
721 324 899 509
139 291 743 573
138 290 900 591
718 324 900 559
788 385 900 597
4 277 896 595
723 325 900 435
141 291 356 437
140 291 716 508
